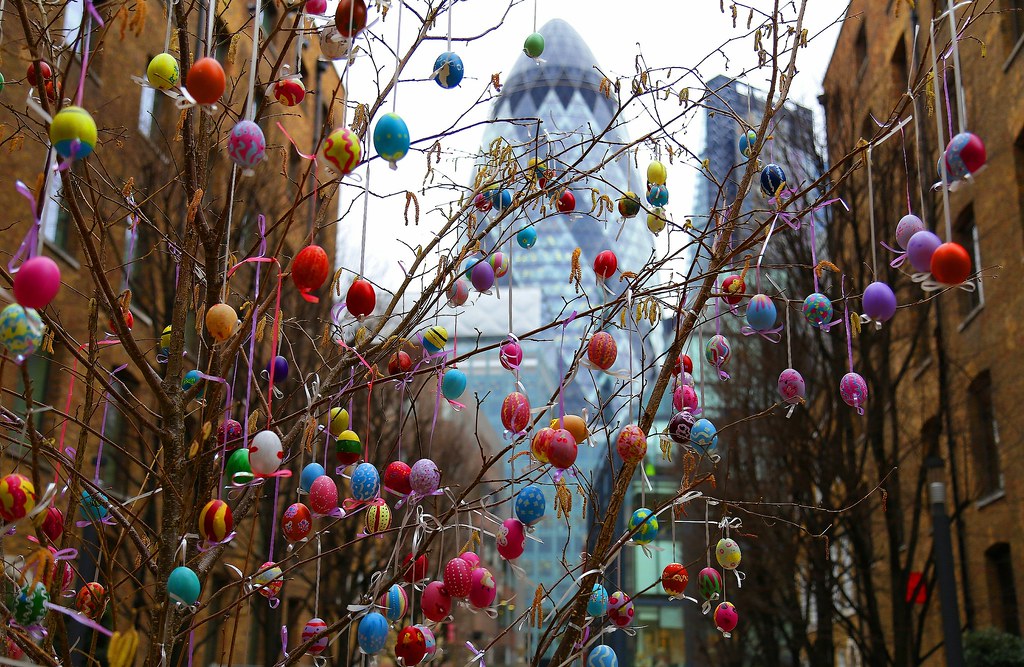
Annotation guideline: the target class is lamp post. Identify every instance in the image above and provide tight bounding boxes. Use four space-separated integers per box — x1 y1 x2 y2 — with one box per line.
925 455 965 667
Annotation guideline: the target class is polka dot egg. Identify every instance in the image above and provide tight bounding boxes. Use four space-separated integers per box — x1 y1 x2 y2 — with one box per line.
350 462 380 501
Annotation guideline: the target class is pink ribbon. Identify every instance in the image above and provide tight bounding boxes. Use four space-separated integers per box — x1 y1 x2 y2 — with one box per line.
880 240 908 268
9 181 42 272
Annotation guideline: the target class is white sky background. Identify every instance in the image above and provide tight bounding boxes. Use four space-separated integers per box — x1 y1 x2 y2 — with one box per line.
329 0 848 297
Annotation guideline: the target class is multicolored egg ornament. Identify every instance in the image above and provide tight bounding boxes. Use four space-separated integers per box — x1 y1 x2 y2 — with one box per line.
714 601 739 634
76 581 107 620
690 418 718 450
146 52 180 89
627 507 659 544
739 129 758 158
422 325 448 355
433 52 464 88
10 581 48 626
588 584 609 616
301 617 329 655
403 553 429 583
300 463 326 493
460 551 481 570
587 331 618 370
593 250 617 279
607 591 634 628
802 292 833 328
336 430 362 466
379 583 409 622
198 499 233 543
618 192 641 218
292 244 330 299
840 372 868 411
661 563 689 597
410 459 441 496
168 566 201 605
523 31 545 58
447 278 470 306
319 25 352 60
443 557 472 598
778 368 806 404
930 242 971 285
422 581 452 622
942 132 986 181
384 461 412 495
0 474 35 522
469 567 497 609
488 252 509 278
745 293 777 331
335 0 368 36
187 57 226 105
282 502 312 542
896 214 926 249
309 475 339 515
646 184 669 207
552 414 589 445
373 112 410 168
547 428 578 469
668 410 696 445
181 369 202 392
364 500 392 534
346 278 376 318
272 77 305 106
395 625 427 665
253 561 283 599
721 274 745 305
760 163 787 199
907 230 942 273
862 281 897 322
418 625 437 661
616 425 647 464
13 256 60 309
716 537 742 570
587 645 618 667
501 392 531 433
517 226 538 248
351 462 380 500
322 127 362 176
531 427 554 463
227 120 266 170
50 106 97 159
705 334 731 369
357 612 389 655
514 484 546 526
249 430 284 476
497 517 526 560
698 567 722 601
557 189 576 213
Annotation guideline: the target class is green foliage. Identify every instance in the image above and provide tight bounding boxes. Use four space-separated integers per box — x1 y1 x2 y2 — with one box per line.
964 628 1024 667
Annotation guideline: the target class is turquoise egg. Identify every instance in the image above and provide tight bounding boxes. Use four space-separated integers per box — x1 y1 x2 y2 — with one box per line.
646 184 669 207
358 611 389 654
80 489 109 522
441 368 467 400
745 293 777 331
300 462 326 493
587 584 608 616
802 292 833 328
517 227 537 248
691 418 718 450
168 566 201 605
182 369 201 391
351 462 380 501
373 112 410 167
0 304 43 363
627 507 659 544
514 484 545 526
433 52 464 89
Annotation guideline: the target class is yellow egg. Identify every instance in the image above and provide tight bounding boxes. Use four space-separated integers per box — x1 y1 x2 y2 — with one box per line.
205 303 238 342
328 407 350 436
49 106 97 159
647 208 667 235
647 160 667 185
161 325 172 351
147 53 180 90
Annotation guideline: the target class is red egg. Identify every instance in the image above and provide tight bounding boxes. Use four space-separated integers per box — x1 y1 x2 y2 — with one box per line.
76 582 107 620
929 242 971 285
335 0 368 37
187 57 226 105
473 193 492 212
109 308 134 333
384 461 412 495
308 475 339 515
547 428 578 469
421 580 451 622
468 567 497 609
26 61 53 87
292 245 330 301
593 250 618 279
671 354 693 376
496 517 526 560
500 340 523 370
501 392 531 433
40 506 63 541
282 502 312 542
587 331 618 370
661 563 689 597
557 190 576 213
388 350 412 375
531 427 555 463
616 425 647 464
395 626 427 665
443 557 472 598
273 79 306 107
347 278 376 318
721 274 745 305
403 553 429 583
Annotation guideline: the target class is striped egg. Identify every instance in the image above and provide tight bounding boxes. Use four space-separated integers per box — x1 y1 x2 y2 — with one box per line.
587 331 618 370
378 583 408 622
364 500 391 534
198 499 233 542
421 326 448 355
336 429 362 466
301 617 329 654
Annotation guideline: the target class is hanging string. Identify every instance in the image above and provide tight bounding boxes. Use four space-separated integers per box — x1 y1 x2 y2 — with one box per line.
785 304 793 371
944 0 967 134
246 0 262 122
532 0 537 33
866 147 878 277
163 0 173 52
358 162 371 276
899 125 913 215
391 0 403 113
205 0 215 58
842 277 854 374
446 0 453 53
221 166 237 302
928 19 955 241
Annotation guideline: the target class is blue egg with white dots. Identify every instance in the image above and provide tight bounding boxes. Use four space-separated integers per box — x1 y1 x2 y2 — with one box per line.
517 227 537 249
587 645 618 667
433 52 464 89
350 462 380 501
357 611 389 654
300 462 326 493
514 484 546 526
690 418 718 450
587 584 609 616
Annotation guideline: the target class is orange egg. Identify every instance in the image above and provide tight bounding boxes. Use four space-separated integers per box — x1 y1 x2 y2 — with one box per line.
549 414 588 444
187 58 226 105
930 242 971 285
205 303 238 342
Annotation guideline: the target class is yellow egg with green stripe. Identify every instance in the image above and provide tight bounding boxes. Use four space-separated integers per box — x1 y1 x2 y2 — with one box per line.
49 106 97 159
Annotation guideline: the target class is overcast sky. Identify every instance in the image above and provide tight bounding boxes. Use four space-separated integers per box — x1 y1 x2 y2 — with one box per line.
330 0 848 292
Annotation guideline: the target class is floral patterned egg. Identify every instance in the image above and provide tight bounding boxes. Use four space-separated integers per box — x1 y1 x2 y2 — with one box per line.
409 459 440 495
607 591 634 628
282 502 312 542
802 292 833 328
777 368 806 405
443 557 472 598
421 581 452 622
672 384 698 412
668 411 696 445
716 538 742 570
661 563 689 597
496 518 526 561
587 584 608 616
615 425 647 464
301 617 329 654
350 462 380 501
459 551 481 570
309 475 339 515
468 567 496 609
395 625 427 666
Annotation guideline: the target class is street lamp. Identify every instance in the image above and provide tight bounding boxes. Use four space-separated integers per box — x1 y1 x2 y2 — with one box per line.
925 455 965 667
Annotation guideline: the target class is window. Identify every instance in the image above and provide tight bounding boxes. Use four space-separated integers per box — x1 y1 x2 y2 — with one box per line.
1004 0 1024 55
985 543 1020 635
968 371 1001 497
41 174 73 253
13 355 51 420
891 38 909 96
855 23 868 79
954 205 984 319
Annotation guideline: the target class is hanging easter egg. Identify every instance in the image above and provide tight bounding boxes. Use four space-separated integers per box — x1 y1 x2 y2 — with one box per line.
388 352 412 375
346 278 376 318
169 566 201 605
379 583 409 622
739 129 758 158
292 244 330 300
50 106 97 159
514 484 546 526
930 242 971 285
351 462 380 501
496 517 526 560
691 418 718 450
160 324 172 356
907 230 942 273
205 303 237 342
10 581 48 626
587 331 618 370
224 448 252 484
253 561 283 599
628 507 659 544
607 591 634 628
187 57 226 105
471 260 495 292
760 163 787 198
552 414 589 445
418 625 437 661
26 60 53 86
441 368 467 401
4 637 23 661
488 252 509 278
357 612 389 655
272 77 305 106
647 160 668 185
469 567 497 609
384 461 412 495
410 459 441 496
672 354 693 376
745 293 777 331
443 557 472 598
396 625 427 665
301 617 329 655
39 506 63 541
107 306 134 333
840 372 868 411
588 584 609 616
446 278 469 307
460 551 481 570
720 274 745 305
422 325 448 355
13 256 60 309
527 157 547 182
227 120 266 171
716 537 742 570
896 214 926 249
715 601 739 634
488 188 513 211
282 502 312 542
0 474 35 522
473 193 492 213
587 645 618 667
249 430 284 476
373 112 410 168
618 192 641 218
76 581 107 620
433 51 465 89
942 132 986 181
778 368 806 404
364 500 392 534
517 226 538 248
647 208 667 235
319 24 352 60
322 127 362 176
326 408 350 437
661 563 689 597
863 282 897 321
523 31 545 58
547 428 578 469
593 250 617 279
304 0 327 14
668 410 696 445
531 427 554 463
802 292 833 328
501 392 531 433
672 384 698 412
422 581 452 622
182 369 202 393
500 340 522 370
697 567 722 601
336 430 362 466
198 499 233 543
309 475 339 515
335 0 368 36
557 189 576 213
401 554 428 585
646 184 669 207
146 53 180 90
300 463 326 493
616 425 647 464
705 334 731 369
80 489 109 522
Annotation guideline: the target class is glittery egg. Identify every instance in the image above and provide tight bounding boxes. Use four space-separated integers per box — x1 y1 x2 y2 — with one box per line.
272 78 305 106
497 518 526 560
249 430 284 476
607 591 634 628
531 427 554 463
840 372 868 411
282 502 312 542
335 430 362 466
433 52 464 89
690 418 718 450
0 474 35 522
777 368 806 404
0 304 43 363
668 410 696 445
50 106 97 159
745 293 777 331
802 292 833 328
468 567 497 609
198 499 233 543
501 392 531 433
351 462 380 501
714 601 739 634
422 580 452 622
716 537 742 570
587 331 618 370
616 425 647 464
587 584 608 616
383 461 412 496
227 120 266 170
147 53 179 90
705 334 731 369
409 459 440 495
547 428 578 469
443 557 472 598
698 567 722 601
168 566 201 605
76 581 107 620
308 475 339 515
373 112 410 168
357 612 389 655
661 563 689 597
379 583 408 622
321 126 362 176
627 507 659 544
587 645 618 667
302 617 329 655
895 214 925 250
253 561 283 599
760 163 787 198
364 500 391 534
514 484 546 526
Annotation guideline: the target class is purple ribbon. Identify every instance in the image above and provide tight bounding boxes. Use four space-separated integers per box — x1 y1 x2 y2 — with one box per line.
740 324 783 344
44 601 113 637
880 240 908 268
466 641 486 667
9 181 42 272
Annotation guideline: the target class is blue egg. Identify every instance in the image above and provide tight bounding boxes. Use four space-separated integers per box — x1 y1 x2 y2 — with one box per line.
358 611 390 654
739 129 758 158
745 294 777 331
442 368 467 400
517 227 537 249
646 184 669 207
168 566 201 606
488 188 512 211
351 462 380 501
587 584 608 616
372 112 410 167
514 484 546 526
691 418 718 450
300 463 326 493
760 163 787 199
80 489 109 522
587 644 618 667
182 369 201 391
433 52 464 89
627 507 659 544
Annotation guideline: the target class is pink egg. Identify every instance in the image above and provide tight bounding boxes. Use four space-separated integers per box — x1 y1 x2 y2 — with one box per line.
459 551 481 570
308 475 338 515
13 256 61 309
421 581 452 622
672 385 698 412
496 518 526 560
468 567 497 609
777 368 805 404
301 617 329 654
443 558 472 598
409 459 440 495
304 0 327 13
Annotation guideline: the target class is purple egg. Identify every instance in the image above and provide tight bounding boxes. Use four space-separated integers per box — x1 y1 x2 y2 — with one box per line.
895 214 925 250
471 261 495 292
862 282 897 322
266 355 289 384
906 231 942 273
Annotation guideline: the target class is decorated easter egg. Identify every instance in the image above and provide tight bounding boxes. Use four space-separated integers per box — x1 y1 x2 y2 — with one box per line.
351 462 380 500
443 557 472 598
224 448 252 484
588 584 609 616
160 324 172 355
76 581 107 620
896 214 926 249
300 463 326 493
628 507 659 544
403 553 429 583
488 252 509 278
0 474 35 522
647 208 668 234
674 354 693 375
322 127 362 176
249 430 284 476
13 256 60 309
396 625 427 665
447 278 470 307
593 250 618 279
524 31 545 58
346 278 376 318
357 612 389 654
327 407 350 436
690 418 718 450
618 192 641 218
227 120 266 170
39 506 63 541
147 53 180 90
336 430 362 466
716 537 742 570
471 260 495 292
863 282 897 321
514 484 545 526
379 583 408 622
182 369 202 392
198 499 233 543
441 368 467 400
840 372 868 411
778 368 806 404
473 193 492 212
384 461 412 496
187 57 226 105
433 52 465 88
10 581 48 626
661 563 689 597
418 625 436 661
760 163 787 198
907 230 942 273
335 0 368 36
169 566 201 605
527 157 547 181
302 617 329 655
501 392 531 433
410 459 440 495
930 242 971 285
547 428 578 469
80 489 109 522
646 184 669 207
705 334 731 369
292 244 329 298
587 645 618 667
373 112 410 168
943 132 986 180
672 384 698 412
721 274 745 305
469 567 497 609
422 580 452 621
253 561 283 599
388 351 412 375
647 160 668 185
50 106 97 159
459 552 481 570
517 226 538 248
739 129 758 158
698 567 722 601
556 189 576 213
551 414 589 445
802 292 833 328
714 601 739 634
422 325 448 355
496 518 526 560
668 410 696 444
607 591 634 628
309 475 339 515
273 77 305 106
587 331 618 370
364 500 391 534
616 425 647 464
319 24 352 60
282 502 312 542
531 427 554 463
745 293 777 331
